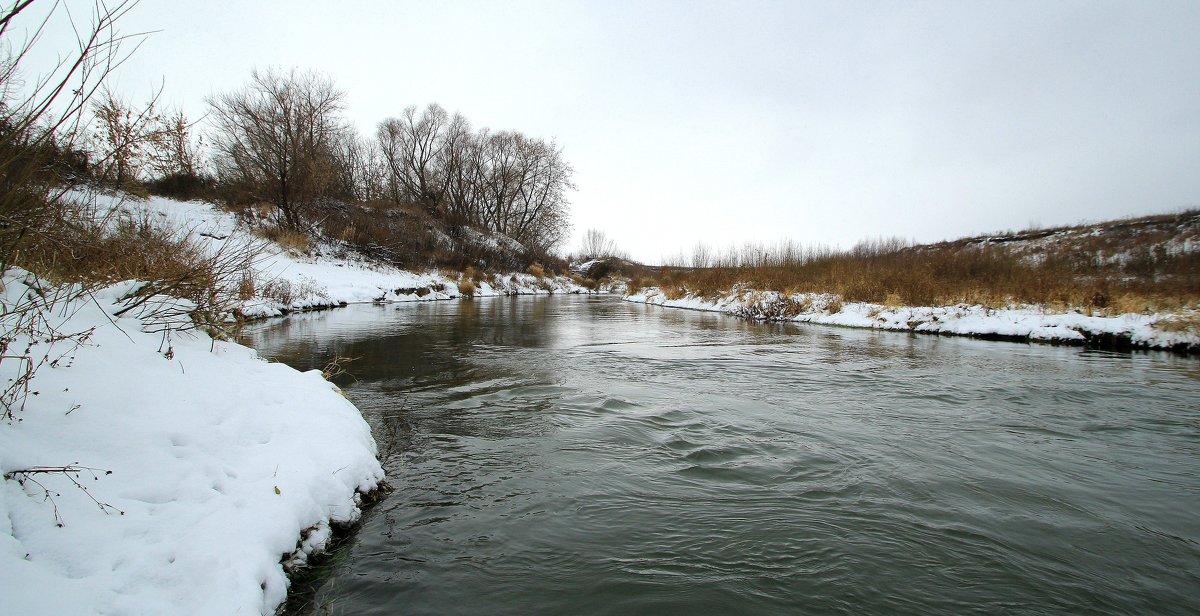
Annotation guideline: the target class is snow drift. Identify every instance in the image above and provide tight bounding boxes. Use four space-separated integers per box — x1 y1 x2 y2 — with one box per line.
0 271 384 615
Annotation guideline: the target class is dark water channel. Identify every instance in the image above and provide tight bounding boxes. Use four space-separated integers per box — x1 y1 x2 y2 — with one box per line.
242 296 1200 615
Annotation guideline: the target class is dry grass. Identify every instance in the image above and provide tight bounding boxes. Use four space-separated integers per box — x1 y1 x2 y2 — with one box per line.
19 206 263 335
626 277 653 295
258 276 328 306
526 263 546 278
1154 314 1200 334
663 284 688 300
257 226 311 254
463 266 485 283
458 278 477 296
643 221 1199 312
237 272 256 301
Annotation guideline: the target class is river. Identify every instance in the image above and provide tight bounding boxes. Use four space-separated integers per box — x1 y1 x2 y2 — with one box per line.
241 296 1200 615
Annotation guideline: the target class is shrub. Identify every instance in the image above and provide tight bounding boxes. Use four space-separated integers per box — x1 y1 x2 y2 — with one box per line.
146 173 217 201
258 276 328 306
663 285 687 300
1155 314 1199 334
258 226 311 254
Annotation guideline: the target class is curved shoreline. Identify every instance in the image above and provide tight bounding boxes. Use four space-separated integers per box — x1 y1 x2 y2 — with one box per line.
0 274 387 615
625 288 1199 355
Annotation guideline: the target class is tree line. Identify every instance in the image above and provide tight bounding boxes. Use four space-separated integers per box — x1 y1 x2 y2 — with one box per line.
90 68 575 259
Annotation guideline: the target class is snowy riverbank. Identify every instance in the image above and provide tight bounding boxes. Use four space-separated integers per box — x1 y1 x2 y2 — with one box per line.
118 194 593 319
0 271 385 614
0 192 607 615
626 287 1200 353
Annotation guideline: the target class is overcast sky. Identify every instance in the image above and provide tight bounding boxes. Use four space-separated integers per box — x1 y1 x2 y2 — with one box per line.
18 0 1200 262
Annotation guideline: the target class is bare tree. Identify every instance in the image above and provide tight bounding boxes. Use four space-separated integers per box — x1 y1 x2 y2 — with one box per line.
208 68 346 228
370 101 575 255
580 229 621 260
691 242 712 269
509 136 573 252
376 103 449 212
146 108 202 179
331 131 384 203
436 111 476 224
91 87 161 186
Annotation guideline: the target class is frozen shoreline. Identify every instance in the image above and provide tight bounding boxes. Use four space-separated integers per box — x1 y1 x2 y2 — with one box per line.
0 194 601 615
626 287 1199 353
116 194 594 320
0 273 385 615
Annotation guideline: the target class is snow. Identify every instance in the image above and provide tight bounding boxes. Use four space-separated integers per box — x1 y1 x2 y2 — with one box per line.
570 259 603 274
0 191 602 615
104 194 592 319
0 271 384 615
626 287 1200 352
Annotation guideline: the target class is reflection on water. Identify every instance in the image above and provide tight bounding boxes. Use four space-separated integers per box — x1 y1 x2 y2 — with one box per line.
244 296 1200 616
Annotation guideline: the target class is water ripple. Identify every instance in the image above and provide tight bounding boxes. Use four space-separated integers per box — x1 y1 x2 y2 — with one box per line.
248 298 1200 616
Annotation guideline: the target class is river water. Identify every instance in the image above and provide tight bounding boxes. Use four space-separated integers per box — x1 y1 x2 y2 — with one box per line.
242 296 1200 615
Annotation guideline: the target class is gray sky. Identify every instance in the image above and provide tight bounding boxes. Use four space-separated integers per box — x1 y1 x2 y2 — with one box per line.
18 0 1200 262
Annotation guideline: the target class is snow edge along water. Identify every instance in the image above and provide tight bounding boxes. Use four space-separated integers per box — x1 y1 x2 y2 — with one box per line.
624 287 1200 354
0 193 609 616
0 270 389 615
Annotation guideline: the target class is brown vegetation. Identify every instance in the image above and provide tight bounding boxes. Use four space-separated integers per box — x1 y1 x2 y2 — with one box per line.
0 0 252 335
645 213 1200 312
256 225 311 254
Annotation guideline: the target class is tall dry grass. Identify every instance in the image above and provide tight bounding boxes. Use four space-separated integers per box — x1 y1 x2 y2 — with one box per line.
21 202 265 334
649 214 1200 312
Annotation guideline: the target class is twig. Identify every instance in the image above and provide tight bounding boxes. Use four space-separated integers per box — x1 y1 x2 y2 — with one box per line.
5 464 124 526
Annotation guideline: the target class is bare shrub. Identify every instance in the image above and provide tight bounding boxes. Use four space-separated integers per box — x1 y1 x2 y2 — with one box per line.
1155 314 1199 334
258 276 328 306
579 228 625 260
257 226 311 254
0 0 156 425
237 272 256 300
0 277 96 421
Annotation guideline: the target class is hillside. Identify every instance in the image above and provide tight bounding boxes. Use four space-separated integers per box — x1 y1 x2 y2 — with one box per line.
918 209 1199 271
625 210 1200 353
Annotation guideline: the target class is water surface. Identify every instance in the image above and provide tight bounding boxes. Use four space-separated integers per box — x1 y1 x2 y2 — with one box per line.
243 296 1200 615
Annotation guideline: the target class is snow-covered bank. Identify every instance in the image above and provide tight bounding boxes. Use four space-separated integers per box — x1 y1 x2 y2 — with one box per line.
117 194 593 319
0 272 385 615
626 287 1200 353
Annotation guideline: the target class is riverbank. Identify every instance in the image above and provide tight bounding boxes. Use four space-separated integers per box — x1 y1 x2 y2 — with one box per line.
115 193 594 320
0 191 606 615
0 270 385 614
626 287 1200 353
